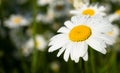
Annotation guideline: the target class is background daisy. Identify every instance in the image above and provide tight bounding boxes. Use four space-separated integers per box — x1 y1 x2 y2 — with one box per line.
107 25 119 41
37 0 54 6
70 4 106 16
4 14 30 28
48 0 70 18
108 9 120 22
22 35 47 56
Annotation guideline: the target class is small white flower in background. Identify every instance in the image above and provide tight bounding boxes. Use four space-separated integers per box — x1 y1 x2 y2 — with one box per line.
73 0 90 9
36 13 45 22
50 61 60 72
48 15 114 63
36 10 54 24
106 25 119 42
108 9 120 22
22 35 47 56
4 14 30 28
48 0 70 18
37 0 54 6
102 3 111 13
70 4 106 16
45 9 55 23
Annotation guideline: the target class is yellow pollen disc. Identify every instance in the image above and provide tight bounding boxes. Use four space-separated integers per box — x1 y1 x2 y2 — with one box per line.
35 41 40 47
115 10 120 15
107 31 113 36
82 8 95 16
69 25 92 42
13 17 22 24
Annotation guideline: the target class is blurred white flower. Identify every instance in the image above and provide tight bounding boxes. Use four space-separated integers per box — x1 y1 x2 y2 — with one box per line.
22 35 47 56
36 13 45 22
106 25 119 41
48 15 114 63
102 3 111 13
73 0 90 9
48 0 70 18
70 4 106 16
37 0 54 6
108 9 120 22
4 14 30 28
36 10 54 24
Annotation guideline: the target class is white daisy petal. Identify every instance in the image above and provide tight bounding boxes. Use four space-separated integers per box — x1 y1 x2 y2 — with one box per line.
64 21 74 29
49 34 68 46
74 58 79 63
70 10 79 14
48 39 68 52
50 34 65 41
57 27 69 33
78 42 88 57
83 52 88 61
57 47 66 57
97 34 114 45
48 45 60 52
63 44 71 62
86 37 107 54
71 42 88 62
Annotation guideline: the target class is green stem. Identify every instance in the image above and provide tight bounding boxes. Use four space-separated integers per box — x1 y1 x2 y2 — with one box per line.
90 48 95 73
31 0 38 73
68 60 74 73
20 50 29 73
79 59 83 73
110 50 117 73
0 0 3 25
19 29 29 73
84 61 88 73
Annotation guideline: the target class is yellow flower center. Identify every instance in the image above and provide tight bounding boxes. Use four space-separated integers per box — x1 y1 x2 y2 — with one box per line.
107 31 113 36
115 10 120 15
69 25 92 42
13 17 22 24
35 41 40 48
82 8 95 16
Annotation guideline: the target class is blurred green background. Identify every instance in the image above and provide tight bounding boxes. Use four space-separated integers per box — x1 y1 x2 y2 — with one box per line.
0 0 120 73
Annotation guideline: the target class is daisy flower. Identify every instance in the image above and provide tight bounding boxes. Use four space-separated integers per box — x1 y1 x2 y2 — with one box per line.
73 0 90 9
106 25 119 41
48 0 70 18
36 10 54 24
36 13 46 22
4 14 30 28
108 9 120 22
37 0 54 6
70 4 106 16
48 15 114 63
22 35 47 56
